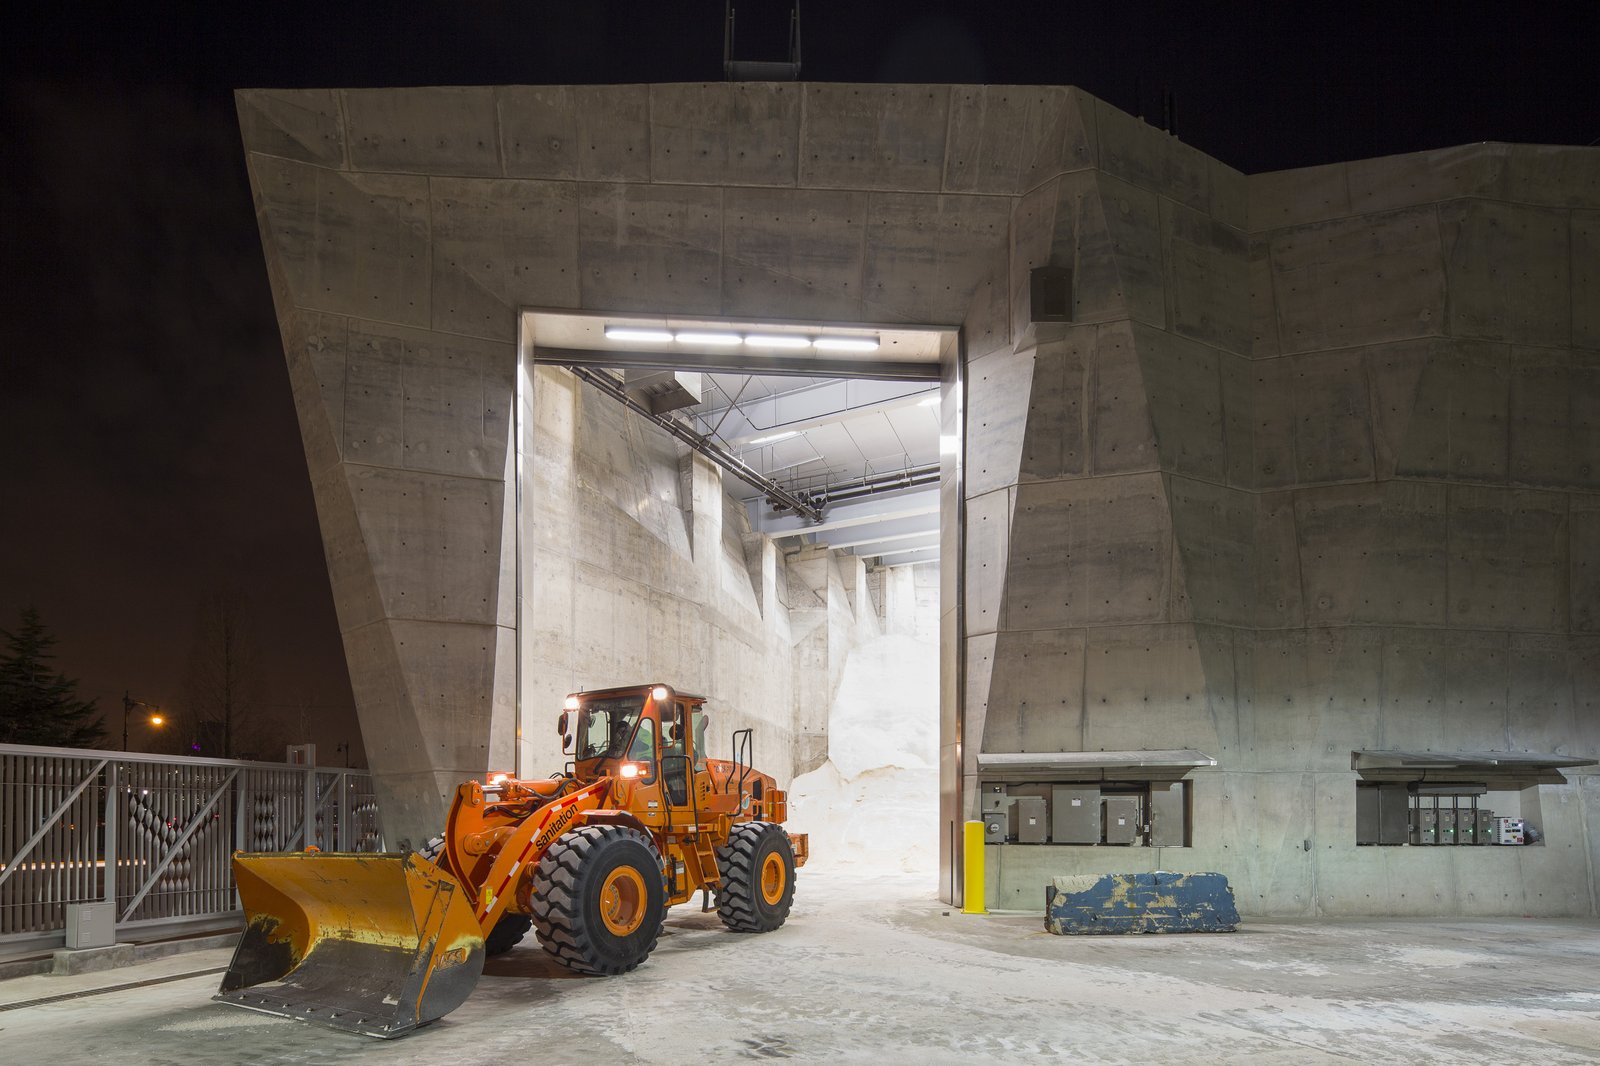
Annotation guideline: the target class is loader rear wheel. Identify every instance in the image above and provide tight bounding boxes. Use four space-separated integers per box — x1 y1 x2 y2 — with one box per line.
528 825 665 976
716 821 795 933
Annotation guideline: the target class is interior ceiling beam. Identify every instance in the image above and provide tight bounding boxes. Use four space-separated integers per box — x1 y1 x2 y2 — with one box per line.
536 345 938 381
764 489 938 538
569 366 824 523
817 526 940 552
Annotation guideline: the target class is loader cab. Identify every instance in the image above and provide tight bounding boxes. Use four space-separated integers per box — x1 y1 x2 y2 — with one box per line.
562 685 710 808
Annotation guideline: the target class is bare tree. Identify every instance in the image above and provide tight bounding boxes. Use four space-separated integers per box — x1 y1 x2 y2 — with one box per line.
184 590 259 759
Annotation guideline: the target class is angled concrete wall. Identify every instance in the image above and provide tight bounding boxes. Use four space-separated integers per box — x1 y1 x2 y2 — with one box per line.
965 119 1599 915
240 83 1596 911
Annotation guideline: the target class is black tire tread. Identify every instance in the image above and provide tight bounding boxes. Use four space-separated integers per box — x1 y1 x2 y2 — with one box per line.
715 821 795 933
528 824 664 975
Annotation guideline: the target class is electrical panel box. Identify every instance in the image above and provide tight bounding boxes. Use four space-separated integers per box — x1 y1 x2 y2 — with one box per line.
1493 817 1525 845
65 901 115 950
1356 786 1380 844
1148 781 1185 847
1476 809 1494 846
981 783 1010 814
983 810 1009 843
1378 785 1410 844
1010 796 1047 844
1437 808 1458 845
1103 796 1141 845
1413 807 1438 845
1458 809 1478 845
1051 786 1101 844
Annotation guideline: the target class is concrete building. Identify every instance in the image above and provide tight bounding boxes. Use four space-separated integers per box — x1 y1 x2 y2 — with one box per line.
237 82 1599 916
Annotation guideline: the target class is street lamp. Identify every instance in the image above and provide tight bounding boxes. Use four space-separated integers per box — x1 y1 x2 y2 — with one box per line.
122 692 165 751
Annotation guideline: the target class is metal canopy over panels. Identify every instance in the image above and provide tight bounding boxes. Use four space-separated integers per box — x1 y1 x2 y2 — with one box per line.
977 750 1217 778
1351 750 1598 772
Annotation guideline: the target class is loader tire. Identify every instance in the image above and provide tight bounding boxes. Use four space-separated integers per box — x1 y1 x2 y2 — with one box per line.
528 825 665 976
484 913 533 956
715 821 795 933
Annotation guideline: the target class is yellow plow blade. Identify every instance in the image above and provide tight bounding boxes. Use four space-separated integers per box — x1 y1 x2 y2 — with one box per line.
214 852 485 1038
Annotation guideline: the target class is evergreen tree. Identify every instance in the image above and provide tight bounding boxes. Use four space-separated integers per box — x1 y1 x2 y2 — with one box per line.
0 607 107 747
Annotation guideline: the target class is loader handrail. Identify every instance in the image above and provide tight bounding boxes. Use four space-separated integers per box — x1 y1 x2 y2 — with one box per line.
728 728 753 802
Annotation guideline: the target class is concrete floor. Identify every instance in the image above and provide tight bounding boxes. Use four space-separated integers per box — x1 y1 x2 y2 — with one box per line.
3 869 1599 1065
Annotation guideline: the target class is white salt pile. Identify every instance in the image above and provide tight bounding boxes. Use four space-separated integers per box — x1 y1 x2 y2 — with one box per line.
787 633 939 876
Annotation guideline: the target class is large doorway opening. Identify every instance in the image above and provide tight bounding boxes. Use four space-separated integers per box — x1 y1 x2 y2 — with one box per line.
516 311 958 883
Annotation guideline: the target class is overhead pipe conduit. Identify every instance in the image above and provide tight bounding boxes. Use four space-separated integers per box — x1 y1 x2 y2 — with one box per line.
569 367 825 523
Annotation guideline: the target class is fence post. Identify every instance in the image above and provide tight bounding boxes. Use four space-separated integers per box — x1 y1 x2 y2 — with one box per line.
302 767 316 852
337 771 350 852
103 761 118 908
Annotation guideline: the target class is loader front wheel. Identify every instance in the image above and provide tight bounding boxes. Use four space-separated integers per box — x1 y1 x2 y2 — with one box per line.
528 825 665 976
716 821 795 933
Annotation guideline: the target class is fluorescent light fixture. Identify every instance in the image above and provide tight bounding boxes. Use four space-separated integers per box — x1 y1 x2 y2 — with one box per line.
604 327 674 343
744 334 812 349
918 393 941 407
813 336 879 352
676 331 744 346
748 431 799 446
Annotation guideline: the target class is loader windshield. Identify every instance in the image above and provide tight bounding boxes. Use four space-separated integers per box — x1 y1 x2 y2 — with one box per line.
575 695 647 761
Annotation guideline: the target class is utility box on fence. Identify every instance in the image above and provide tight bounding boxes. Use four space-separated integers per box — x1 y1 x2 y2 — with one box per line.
64 901 115 950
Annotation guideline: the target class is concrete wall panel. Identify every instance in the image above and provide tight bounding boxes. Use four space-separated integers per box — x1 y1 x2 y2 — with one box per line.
1093 175 1166 329
963 488 1010 637
577 182 722 315
1574 496 1600 634
253 157 432 328
1295 482 1448 627
1441 199 1571 347
1082 625 1223 753
966 346 1035 498
648 83 800 188
1017 328 1092 482
236 89 347 168
863 192 1011 323
1505 146 1600 210
799 84 949 192
343 87 500 177
1510 347 1600 490
1005 474 1171 630
1092 98 1210 212
432 177 579 339
1575 211 1599 350
1447 486 1568 632
1249 160 1350 233
979 628 1086 754
943 86 1094 195
1268 206 1445 354
1134 323 1226 481
1162 197 1250 353
1345 143 1507 216
572 85 653 183
1088 322 1158 475
722 186 868 319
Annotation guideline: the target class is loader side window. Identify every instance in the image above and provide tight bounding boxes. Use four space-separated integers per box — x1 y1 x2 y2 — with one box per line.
664 702 689 806
627 717 656 773
691 708 708 772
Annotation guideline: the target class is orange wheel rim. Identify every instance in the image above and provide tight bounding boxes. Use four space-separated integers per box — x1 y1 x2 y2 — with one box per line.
600 866 647 936
760 852 787 905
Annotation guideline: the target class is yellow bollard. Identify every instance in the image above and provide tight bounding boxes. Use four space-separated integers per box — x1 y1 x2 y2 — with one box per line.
961 819 986 914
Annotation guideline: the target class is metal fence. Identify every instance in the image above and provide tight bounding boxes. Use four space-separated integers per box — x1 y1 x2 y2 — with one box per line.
0 743 383 952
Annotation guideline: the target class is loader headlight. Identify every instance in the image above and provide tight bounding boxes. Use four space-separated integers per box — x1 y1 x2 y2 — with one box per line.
564 696 580 710
489 773 509 786
619 763 642 779
651 686 669 702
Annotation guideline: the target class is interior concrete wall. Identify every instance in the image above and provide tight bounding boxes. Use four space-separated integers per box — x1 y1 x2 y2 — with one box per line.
517 360 883 782
238 82 1596 912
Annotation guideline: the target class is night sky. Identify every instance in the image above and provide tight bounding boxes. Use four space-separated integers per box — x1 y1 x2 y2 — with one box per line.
3 3 1596 761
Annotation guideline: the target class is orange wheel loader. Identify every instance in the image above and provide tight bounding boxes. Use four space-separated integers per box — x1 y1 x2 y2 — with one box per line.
213 684 809 1037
